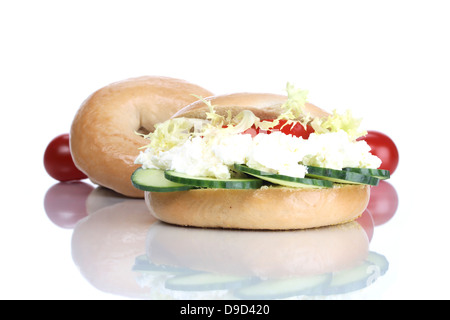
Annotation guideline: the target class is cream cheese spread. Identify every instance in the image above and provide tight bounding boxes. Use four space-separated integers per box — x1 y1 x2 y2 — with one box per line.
135 129 381 179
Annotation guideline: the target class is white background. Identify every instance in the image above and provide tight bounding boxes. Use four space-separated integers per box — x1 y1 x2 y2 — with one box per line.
1 0 449 300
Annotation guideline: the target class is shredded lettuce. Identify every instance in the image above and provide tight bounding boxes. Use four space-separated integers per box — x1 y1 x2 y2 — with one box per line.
139 84 368 156
255 82 311 132
311 109 367 141
276 83 367 141
224 110 259 135
191 94 226 127
139 117 207 153
138 102 260 155
278 83 311 125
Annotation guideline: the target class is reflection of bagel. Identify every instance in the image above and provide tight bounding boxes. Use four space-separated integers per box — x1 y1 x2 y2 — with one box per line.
71 197 156 298
85 186 128 215
144 93 371 230
146 221 369 278
70 76 213 198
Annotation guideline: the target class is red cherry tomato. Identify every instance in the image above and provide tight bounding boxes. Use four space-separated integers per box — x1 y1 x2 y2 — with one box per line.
355 209 375 242
358 131 399 174
44 181 94 229
44 134 87 181
367 180 399 226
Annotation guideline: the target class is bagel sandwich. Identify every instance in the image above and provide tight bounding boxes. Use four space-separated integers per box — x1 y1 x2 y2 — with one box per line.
132 84 389 230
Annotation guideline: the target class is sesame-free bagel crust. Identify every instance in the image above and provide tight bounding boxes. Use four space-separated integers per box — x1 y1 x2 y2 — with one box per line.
145 184 370 230
70 76 213 198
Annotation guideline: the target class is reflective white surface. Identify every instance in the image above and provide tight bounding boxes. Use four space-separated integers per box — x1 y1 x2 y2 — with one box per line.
5 174 449 300
1 1 450 300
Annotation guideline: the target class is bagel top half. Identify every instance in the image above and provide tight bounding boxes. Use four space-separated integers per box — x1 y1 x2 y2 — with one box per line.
143 92 372 230
70 76 213 198
171 92 330 120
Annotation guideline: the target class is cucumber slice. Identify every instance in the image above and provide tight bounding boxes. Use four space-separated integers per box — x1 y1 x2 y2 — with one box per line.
134 254 151 266
132 255 191 275
322 261 374 295
306 166 380 186
131 168 193 192
164 272 254 291
233 274 332 299
366 251 389 276
164 170 263 189
234 164 333 189
343 167 390 180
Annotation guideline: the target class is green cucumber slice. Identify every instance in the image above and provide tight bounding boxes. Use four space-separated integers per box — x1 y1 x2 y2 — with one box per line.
343 167 390 180
233 274 332 299
234 164 333 189
131 168 193 192
322 261 375 295
306 166 380 186
164 272 254 291
164 170 263 189
132 255 191 275
366 251 389 276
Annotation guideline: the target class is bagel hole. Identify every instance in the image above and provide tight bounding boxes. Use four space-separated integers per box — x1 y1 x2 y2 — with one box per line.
137 126 151 135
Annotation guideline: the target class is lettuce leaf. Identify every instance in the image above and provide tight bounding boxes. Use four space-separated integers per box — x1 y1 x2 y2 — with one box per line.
311 109 367 141
278 82 311 126
138 117 207 153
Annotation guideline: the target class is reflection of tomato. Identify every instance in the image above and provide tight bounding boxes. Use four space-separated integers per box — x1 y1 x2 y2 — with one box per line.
44 133 87 181
358 131 399 174
44 182 94 229
355 209 374 242
367 180 399 226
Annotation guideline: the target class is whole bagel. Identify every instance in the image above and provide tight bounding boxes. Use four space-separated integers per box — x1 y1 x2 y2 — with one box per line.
70 76 213 198
143 93 371 230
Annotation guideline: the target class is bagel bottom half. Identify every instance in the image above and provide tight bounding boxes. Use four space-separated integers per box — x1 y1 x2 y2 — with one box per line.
145 184 370 230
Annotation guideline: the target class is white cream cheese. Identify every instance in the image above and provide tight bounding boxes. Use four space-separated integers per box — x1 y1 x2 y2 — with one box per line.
246 132 308 178
135 130 381 179
301 130 381 170
135 134 253 180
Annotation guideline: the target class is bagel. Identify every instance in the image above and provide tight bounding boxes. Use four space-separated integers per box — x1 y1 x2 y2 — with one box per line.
70 76 213 198
146 184 370 230
171 92 330 120
134 90 382 230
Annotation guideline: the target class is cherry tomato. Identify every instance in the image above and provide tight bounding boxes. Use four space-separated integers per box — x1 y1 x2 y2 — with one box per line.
44 133 87 181
355 209 375 242
44 181 94 229
367 180 399 226
358 131 399 174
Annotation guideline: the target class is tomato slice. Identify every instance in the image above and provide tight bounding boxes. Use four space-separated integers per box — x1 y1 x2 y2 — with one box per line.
261 119 314 139
241 126 259 138
226 119 315 139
